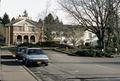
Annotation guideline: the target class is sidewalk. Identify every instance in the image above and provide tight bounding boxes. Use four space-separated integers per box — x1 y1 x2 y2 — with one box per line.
0 50 41 81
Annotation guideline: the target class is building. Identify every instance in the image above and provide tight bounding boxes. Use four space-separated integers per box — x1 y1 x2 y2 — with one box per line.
82 30 98 46
5 16 43 45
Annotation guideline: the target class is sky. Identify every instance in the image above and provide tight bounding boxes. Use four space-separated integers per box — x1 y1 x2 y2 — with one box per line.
0 0 71 24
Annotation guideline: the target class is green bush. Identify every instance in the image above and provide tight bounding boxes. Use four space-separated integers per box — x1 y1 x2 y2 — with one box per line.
36 41 59 47
17 42 35 47
17 41 59 47
73 49 112 57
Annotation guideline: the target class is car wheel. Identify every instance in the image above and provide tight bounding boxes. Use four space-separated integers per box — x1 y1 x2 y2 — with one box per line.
25 59 29 66
16 55 19 59
45 63 48 66
22 58 25 64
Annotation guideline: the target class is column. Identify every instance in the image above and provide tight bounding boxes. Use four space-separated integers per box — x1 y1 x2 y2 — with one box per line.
34 35 37 43
22 36 24 43
29 36 31 43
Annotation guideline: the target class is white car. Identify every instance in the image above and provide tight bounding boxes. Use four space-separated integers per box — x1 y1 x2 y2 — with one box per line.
22 48 49 66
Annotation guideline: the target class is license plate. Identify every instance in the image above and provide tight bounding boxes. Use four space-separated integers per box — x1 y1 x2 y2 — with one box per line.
37 61 42 64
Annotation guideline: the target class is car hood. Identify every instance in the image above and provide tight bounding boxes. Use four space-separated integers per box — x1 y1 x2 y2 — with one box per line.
27 54 49 60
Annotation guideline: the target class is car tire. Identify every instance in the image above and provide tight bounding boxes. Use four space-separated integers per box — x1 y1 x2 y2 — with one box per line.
25 59 29 66
16 55 19 59
45 63 48 66
22 58 26 64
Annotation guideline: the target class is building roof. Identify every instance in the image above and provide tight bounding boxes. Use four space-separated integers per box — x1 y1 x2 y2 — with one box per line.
5 19 21 26
5 18 41 27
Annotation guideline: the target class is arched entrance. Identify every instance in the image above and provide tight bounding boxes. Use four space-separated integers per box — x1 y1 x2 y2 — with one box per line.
24 35 29 43
30 35 35 43
17 35 22 43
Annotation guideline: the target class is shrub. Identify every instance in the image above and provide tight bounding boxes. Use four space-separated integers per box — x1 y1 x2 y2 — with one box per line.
17 41 59 47
36 41 59 47
58 44 74 49
73 49 112 57
17 42 35 47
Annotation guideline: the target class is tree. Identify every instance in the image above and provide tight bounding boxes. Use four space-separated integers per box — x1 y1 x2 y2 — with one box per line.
55 16 59 23
66 26 85 47
44 13 55 24
38 19 43 24
59 0 120 49
37 0 52 42
37 18 44 42
2 13 10 25
44 13 55 41
0 17 2 24
44 27 53 41
11 17 15 22
23 10 28 17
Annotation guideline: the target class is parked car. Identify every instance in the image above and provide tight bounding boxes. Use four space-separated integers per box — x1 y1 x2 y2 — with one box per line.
16 47 27 60
22 48 49 66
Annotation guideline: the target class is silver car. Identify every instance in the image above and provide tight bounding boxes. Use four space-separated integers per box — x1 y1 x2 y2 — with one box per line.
22 48 49 66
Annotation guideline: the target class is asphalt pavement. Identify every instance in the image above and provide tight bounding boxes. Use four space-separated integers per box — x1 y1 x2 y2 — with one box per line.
29 50 120 81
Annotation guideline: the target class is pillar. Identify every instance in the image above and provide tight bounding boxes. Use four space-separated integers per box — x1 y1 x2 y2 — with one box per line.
22 36 24 43
29 36 31 43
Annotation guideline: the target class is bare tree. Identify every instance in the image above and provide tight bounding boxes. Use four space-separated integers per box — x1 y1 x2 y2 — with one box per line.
66 26 84 47
37 0 52 42
59 0 120 49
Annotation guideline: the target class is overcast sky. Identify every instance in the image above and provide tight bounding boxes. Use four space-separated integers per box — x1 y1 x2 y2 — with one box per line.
0 0 71 24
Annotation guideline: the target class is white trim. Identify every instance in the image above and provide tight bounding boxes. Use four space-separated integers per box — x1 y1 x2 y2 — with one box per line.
13 20 36 27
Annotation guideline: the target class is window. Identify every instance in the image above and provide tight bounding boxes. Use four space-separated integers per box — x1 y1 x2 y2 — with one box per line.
28 49 44 55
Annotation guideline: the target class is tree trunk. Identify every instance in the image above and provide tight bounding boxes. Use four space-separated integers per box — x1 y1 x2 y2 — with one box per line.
96 30 105 49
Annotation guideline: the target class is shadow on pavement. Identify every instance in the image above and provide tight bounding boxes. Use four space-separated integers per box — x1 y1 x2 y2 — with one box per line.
0 55 22 66
0 55 46 67
79 61 120 64
50 61 120 65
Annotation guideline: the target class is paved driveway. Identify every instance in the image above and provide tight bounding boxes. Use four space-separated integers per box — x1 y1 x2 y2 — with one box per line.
29 50 120 81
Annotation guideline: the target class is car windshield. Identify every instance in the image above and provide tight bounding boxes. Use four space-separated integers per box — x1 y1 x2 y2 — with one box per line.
28 49 44 55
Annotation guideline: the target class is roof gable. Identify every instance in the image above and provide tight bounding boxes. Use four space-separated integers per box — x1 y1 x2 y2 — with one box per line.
13 20 36 27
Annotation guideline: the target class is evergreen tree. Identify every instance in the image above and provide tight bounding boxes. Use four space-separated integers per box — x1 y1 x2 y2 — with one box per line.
43 13 63 41
55 16 59 24
0 17 2 24
44 13 55 24
2 13 10 25
38 19 43 24
23 10 28 17
54 16 63 25
11 17 15 22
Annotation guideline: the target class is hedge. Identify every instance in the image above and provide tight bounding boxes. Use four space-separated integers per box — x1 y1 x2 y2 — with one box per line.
72 49 112 57
17 41 59 47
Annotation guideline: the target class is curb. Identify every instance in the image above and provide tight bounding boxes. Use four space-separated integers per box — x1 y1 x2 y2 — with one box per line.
23 66 42 81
